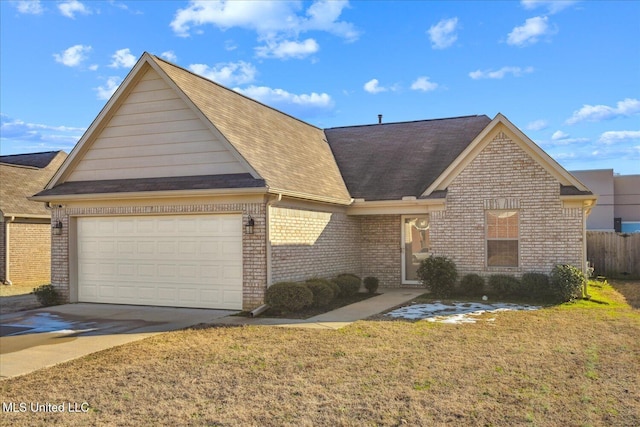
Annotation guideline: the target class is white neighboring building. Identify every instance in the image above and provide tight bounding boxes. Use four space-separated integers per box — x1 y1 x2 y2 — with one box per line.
571 169 640 232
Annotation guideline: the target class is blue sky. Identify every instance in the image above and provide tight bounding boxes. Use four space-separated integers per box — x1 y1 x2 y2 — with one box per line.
1 0 639 174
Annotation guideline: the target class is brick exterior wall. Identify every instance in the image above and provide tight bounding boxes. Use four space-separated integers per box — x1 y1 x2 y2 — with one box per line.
51 203 267 310
2 221 51 286
360 215 402 287
431 131 584 277
270 207 361 283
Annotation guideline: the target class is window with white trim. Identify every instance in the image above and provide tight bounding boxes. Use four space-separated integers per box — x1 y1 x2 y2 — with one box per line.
486 210 519 267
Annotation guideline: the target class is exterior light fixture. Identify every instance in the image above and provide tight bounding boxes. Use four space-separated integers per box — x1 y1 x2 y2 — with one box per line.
52 220 63 235
245 215 255 235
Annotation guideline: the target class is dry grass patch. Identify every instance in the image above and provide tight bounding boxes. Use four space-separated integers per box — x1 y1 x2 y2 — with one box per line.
2 282 639 426
0 284 36 297
609 279 640 309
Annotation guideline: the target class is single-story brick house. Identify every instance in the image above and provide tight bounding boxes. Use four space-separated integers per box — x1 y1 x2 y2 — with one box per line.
1 151 67 286
32 53 596 310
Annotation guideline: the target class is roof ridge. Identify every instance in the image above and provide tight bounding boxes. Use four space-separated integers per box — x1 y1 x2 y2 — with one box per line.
149 53 323 131
324 114 488 130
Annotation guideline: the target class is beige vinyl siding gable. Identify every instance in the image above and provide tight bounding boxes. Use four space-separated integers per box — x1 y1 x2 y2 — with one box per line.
67 68 248 182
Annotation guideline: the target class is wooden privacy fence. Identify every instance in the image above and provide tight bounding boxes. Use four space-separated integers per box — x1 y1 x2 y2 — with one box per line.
587 231 640 277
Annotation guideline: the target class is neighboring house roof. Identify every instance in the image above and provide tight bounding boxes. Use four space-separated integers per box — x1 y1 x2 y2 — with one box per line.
325 115 492 201
0 151 67 217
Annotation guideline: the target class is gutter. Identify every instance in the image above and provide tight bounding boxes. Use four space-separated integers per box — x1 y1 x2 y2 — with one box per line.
267 187 352 206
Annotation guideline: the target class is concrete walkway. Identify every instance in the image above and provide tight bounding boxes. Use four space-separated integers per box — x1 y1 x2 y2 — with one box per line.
213 287 424 329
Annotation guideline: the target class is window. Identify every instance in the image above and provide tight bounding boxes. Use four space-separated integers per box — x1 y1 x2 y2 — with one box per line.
486 210 519 267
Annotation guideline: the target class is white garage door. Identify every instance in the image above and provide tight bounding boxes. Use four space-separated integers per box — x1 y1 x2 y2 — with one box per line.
77 214 243 309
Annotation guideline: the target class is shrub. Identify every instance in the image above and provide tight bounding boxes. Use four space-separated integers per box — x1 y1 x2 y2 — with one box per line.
459 274 485 296
363 276 379 295
265 282 313 312
551 264 586 302
305 281 334 307
519 272 552 298
306 278 340 298
488 274 520 296
333 273 361 297
32 284 61 307
417 256 458 298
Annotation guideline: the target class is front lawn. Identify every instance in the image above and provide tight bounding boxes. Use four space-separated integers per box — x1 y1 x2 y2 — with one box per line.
1 281 639 426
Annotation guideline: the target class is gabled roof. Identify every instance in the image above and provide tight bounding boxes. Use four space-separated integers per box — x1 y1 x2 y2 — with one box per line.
42 53 352 204
0 151 67 217
422 113 593 197
325 115 492 201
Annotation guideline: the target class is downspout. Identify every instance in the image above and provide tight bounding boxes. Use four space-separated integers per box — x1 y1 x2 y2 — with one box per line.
265 192 283 287
3 216 15 285
583 204 590 298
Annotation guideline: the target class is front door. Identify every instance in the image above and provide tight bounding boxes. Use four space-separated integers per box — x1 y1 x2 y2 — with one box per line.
402 215 430 284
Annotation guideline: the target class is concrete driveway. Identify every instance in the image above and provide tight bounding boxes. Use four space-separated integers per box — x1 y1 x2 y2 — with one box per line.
0 304 235 379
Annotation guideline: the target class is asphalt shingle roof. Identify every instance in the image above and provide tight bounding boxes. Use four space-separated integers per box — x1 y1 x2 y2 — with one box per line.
35 174 265 197
0 151 66 216
152 55 352 204
324 115 492 201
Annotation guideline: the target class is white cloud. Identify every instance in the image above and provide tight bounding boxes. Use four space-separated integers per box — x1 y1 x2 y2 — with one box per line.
109 48 137 68
256 38 319 59
551 130 569 140
507 16 552 46
58 0 90 19
15 0 43 14
527 119 548 131
95 76 121 100
411 77 438 92
521 0 578 14
234 85 334 117
189 61 257 86
88 64 99 71
364 79 387 94
53 45 92 67
170 0 359 41
469 66 533 80
566 98 640 125
428 17 459 49
160 51 177 62
545 129 588 145
598 130 640 145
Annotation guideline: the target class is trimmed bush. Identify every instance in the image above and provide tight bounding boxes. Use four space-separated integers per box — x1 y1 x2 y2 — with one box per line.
519 272 552 298
32 284 61 307
265 282 313 312
363 276 379 295
417 256 458 298
459 274 485 296
305 281 334 307
488 274 520 296
306 278 340 298
333 273 361 297
551 264 586 302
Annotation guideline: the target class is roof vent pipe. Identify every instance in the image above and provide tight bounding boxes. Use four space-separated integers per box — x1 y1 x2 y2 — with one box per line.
378 114 383 124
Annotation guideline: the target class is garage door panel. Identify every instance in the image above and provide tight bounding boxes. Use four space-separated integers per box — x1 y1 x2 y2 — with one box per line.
78 214 243 309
